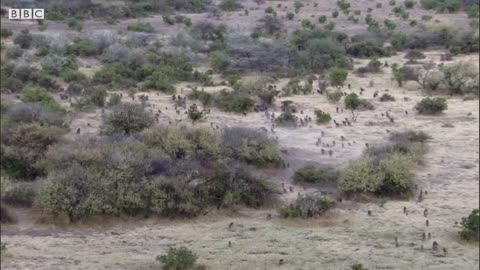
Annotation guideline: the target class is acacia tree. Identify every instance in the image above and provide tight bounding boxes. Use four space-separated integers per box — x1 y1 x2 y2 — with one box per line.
102 103 154 135
439 62 479 95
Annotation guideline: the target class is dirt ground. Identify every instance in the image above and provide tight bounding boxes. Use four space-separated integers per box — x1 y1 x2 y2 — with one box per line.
1 50 479 270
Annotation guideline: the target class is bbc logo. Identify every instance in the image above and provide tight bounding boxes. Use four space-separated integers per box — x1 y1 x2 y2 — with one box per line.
8 9 45 20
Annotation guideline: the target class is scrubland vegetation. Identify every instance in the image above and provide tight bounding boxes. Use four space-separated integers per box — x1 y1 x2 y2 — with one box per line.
0 0 479 268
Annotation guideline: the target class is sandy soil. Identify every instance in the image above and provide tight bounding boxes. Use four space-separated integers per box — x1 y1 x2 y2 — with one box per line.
1 51 479 270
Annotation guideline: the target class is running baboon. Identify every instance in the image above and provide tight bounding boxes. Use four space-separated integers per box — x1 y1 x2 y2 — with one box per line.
228 222 234 229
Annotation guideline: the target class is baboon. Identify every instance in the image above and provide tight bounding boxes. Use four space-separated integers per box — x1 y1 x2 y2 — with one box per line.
300 110 303 114
279 259 284 265
424 209 428 217
316 141 320 146
289 186 294 192
365 143 369 148
381 113 384 117
336 107 339 113
321 149 326 155
443 247 447 256
165 107 168 110
267 214 272 220
405 110 408 115
87 123 91 127
332 141 335 146
342 120 346 126
341 108 344 113
228 241 232 247
428 232 431 239
340 136 345 141
283 187 287 193
321 131 325 136
420 245 424 251
403 206 407 214
373 91 379 98
422 232 426 241
424 190 428 195
176 110 180 114
368 210 372 216
342 143 344 148
389 117 394 123
395 236 399 247
102 108 105 114
418 192 424 202
426 220 429 226
348 84 351 89
228 222 234 229
76 128 81 134
348 143 351 146
384 61 389 67
432 241 439 251
386 129 390 133
328 150 333 156
353 141 356 144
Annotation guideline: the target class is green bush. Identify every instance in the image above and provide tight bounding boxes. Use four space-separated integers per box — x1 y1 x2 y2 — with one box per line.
219 0 243 11
60 69 86 83
0 28 13 38
214 89 255 113
318 15 327 23
326 90 343 103
344 93 373 110
5 46 23 59
414 97 448 114
439 62 479 95
337 0 351 10
347 41 389 57
325 22 336 30
127 22 155 33
0 123 66 179
352 264 369 270
108 93 122 107
66 38 98 56
404 0 416 8
279 193 335 218
187 104 205 123
294 166 337 183
2 182 36 207
47 10 64 21
189 88 214 106
339 156 384 193
13 29 32 49
287 12 295 20
89 86 108 107
265 6 274 14
384 19 397 30
67 18 83 31
379 93 395 102
222 127 282 167
102 103 154 135
332 10 339 18
22 87 64 112
459 209 480 241
328 68 348 86
157 247 199 270
314 110 332 123
420 0 462 12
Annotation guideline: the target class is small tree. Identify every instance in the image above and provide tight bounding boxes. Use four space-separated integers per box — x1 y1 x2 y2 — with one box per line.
157 247 198 270
187 104 205 123
314 110 332 123
328 68 348 86
405 50 426 63
459 209 480 241
326 90 343 103
415 97 448 115
102 103 154 135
